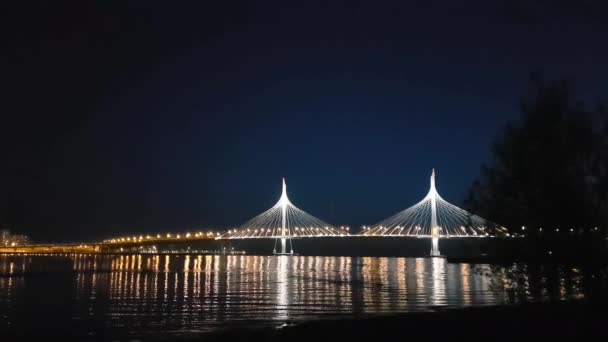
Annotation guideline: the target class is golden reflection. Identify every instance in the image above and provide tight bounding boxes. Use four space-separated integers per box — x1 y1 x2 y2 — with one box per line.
193 256 201 298
184 255 190 272
142 270 148 299
163 264 169 302
1 254 591 327
153 268 159 299
204 255 212 271
276 255 289 320
91 268 97 299
415 258 425 298
377 258 389 310
153 255 160 272
6 274 14 300
213 255 220 272
118 265 124 298
196 255 203 271
135 271 141 298
431 257 446 306
184 259 190 300
397 258 407 301
173 259 179 297
460 263 471 305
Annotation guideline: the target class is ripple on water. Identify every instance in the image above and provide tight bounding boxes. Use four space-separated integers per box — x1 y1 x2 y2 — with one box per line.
0 254 599 337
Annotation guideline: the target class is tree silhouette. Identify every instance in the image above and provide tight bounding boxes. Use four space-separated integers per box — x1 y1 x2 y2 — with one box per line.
465 74 608 232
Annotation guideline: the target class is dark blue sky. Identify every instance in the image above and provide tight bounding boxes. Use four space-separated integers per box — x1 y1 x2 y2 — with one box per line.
3 1 607 242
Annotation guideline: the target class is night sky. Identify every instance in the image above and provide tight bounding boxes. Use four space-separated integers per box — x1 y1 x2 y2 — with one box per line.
3 1 608 242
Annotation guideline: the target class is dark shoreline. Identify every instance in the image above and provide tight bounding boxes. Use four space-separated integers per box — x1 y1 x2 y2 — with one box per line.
0 298 608 342
3 296 607 341
194 300 608 341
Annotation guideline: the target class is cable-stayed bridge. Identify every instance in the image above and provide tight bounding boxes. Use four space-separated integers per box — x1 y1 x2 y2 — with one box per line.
10 171 605 257
218 178 349 254
216 170 507 256
360 169 507 255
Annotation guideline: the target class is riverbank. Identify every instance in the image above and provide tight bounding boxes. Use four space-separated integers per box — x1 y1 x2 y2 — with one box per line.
3 300 605 340
195 300 607 341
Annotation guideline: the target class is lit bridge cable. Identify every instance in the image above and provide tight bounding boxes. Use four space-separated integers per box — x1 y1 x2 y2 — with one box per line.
360 169 508 255
218 178 348 254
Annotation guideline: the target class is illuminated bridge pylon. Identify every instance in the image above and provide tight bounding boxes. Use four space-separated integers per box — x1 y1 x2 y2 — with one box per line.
218 178 348 254
361 169 508 256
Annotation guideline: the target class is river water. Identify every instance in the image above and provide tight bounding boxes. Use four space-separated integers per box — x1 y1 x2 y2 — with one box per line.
0 254 598 339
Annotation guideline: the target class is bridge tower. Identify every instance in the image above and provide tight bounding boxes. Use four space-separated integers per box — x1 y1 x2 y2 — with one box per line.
274 178 294 255
362 169 508 255
218 177 346 252
429 169 441 256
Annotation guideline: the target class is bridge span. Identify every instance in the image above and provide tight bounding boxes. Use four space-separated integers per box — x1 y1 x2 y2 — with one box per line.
0 243 100 254
1 170 513 257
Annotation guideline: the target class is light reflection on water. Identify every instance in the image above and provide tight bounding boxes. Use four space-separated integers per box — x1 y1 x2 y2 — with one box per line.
0 254 593 336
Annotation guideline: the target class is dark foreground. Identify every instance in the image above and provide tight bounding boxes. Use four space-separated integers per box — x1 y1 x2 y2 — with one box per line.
3 300 606 341
199 300 608 342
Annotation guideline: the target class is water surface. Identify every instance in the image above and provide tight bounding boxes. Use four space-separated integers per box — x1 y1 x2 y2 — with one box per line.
0 254 592 339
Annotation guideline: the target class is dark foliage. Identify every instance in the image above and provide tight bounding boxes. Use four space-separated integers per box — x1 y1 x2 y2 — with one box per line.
465 75 608 231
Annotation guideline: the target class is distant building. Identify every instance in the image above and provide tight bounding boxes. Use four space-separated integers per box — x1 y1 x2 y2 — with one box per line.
11 234 30 246
0 230 10 246
0 229 31 246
